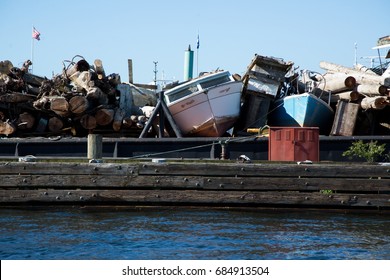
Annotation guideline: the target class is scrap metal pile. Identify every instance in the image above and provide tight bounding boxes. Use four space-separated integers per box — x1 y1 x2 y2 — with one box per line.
0 56 157 137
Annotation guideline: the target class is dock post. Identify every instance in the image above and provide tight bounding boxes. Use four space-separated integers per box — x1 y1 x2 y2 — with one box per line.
88 134 103 160
220 140 229 160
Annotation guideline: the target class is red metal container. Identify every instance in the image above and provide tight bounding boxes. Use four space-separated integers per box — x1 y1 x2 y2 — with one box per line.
268 127 319 162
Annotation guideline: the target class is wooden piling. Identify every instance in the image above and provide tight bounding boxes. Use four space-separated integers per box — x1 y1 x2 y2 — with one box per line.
87 134 102 159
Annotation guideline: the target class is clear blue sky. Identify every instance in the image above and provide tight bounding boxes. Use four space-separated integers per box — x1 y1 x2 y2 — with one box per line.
1 0 389 84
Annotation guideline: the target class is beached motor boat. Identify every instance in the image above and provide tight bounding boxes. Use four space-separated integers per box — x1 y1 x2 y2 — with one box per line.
164 71 243 137
268 92 334 134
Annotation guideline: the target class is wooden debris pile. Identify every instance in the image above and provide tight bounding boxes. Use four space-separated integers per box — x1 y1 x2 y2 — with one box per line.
305 61 390 136
0 57 156 137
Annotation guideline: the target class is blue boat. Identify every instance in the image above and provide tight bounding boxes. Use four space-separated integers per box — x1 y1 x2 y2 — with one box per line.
268 92 334 134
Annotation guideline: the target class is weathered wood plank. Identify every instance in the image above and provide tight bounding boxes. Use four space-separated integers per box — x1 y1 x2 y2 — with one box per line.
1 189 389 209
0 174 388 192
201 177 390 192
330 100 359 136
1 162 389 179
0 162 138 175
138 162 390 178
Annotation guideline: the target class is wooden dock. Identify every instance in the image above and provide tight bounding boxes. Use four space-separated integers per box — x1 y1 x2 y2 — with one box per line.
1 160 389 211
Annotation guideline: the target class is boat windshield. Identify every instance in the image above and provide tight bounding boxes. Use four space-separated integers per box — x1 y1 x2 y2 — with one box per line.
198 74 231 89
166 85 198 103
166 72 232 103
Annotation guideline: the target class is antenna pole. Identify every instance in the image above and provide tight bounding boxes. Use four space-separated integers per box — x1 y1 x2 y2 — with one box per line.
31 26 34 73
153 61 158 90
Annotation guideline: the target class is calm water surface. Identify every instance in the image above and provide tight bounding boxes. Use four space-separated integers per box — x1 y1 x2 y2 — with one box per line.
0 208 389 260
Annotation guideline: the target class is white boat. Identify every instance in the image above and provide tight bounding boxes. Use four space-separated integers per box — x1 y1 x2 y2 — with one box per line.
164 71 242 137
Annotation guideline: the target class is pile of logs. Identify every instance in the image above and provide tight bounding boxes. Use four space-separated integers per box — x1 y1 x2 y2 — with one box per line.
304 61 390 136
0 57 156 137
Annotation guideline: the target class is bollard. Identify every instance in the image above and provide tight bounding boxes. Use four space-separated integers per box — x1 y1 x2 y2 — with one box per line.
219 140 229 160
88 134 102 160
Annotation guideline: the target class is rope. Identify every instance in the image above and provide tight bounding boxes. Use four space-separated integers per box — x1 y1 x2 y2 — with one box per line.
128 135 259 159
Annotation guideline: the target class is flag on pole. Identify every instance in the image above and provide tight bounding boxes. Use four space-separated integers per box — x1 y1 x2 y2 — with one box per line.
32 27 41 41
197 34 200 49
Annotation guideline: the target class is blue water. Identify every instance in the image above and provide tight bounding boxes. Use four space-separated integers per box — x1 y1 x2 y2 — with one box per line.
0 208 389 260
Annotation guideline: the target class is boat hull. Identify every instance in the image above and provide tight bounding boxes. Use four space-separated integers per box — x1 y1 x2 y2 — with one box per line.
167 81 242 137
268 93 334 134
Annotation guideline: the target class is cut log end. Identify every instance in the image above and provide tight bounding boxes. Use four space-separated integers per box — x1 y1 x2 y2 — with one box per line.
17 112 35 130
80 115 97 130
361 96 389 110
0 120 16 136
48 117 64 132
95 108 114 126
69 95 89 114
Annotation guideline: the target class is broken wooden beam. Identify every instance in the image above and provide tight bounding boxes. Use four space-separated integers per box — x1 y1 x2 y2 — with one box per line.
330 100 359 136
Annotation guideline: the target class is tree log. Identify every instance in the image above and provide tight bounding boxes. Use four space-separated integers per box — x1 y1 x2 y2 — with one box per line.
355 84 388 96
22 73 45 87
87 87 108 105
0 120 15 135
95 108 114 126
320 61 389 86
317 73 356 93
80 115 97 130
48 117 64 132
353 63 378 75
334 91 361 102
0 60 13 74
122 117 133 128
50 97 69 117
112 108 125 131
320 61 378 76
360 96 389 110
16 112 35 130
0 92 36 103
69 95 89 115
94 59 105 80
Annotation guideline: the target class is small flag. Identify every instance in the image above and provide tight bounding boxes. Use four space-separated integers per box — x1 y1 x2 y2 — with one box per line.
32 27 41 41
197 34 200 49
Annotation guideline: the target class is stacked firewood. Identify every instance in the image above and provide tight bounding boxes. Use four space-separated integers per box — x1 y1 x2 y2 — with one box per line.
0 57 155 137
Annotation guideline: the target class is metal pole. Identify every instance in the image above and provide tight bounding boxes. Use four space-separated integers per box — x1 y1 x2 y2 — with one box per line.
153 61 158 89
31 26 34 73
197 47 199 77
377 49 384 74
